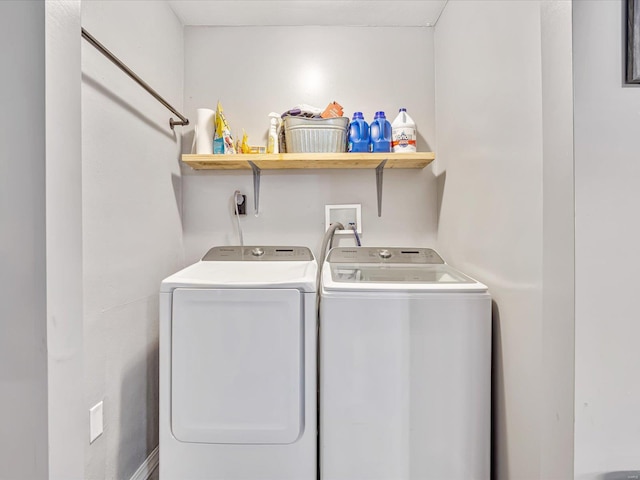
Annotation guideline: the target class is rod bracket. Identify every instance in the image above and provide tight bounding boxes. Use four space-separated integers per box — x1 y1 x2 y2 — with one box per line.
170 118 189 130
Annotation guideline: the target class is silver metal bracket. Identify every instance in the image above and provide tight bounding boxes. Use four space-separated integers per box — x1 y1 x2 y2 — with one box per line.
375 159 387 217
170 118 189 130
248 161 261 215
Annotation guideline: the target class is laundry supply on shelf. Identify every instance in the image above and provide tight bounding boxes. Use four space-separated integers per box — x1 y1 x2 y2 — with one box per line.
213 101 236 154
240 130 250 154
194 108 215 154
391 108 417 153
370 111 392 153
267 112 282 154
348 112 370 153
277 101 347 153
321 101 344 118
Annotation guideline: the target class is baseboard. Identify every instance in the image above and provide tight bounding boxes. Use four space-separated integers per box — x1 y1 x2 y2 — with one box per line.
130 446 159 480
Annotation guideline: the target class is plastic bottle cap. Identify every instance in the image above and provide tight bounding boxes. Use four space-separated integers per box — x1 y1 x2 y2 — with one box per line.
374 111 386 119
399 108 407 112
352 112 364 120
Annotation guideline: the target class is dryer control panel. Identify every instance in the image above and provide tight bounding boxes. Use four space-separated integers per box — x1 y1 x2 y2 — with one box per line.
202 246 314 261
327 247 444 264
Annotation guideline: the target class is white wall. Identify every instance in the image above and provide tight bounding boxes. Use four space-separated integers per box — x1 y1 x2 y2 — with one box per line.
434 1 574 478
435 3 543 475
0 2 48 478
46 1 86 478
182 26 437 262
1 2 86 479
539 2 575 478
573 1 640 477
81 1 184 478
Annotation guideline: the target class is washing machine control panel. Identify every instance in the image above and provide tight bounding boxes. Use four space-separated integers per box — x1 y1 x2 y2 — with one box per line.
327 247 444 264
202 246 314 261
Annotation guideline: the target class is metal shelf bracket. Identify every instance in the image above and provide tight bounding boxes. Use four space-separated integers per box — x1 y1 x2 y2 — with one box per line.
375 159 387 217
248 161 261 215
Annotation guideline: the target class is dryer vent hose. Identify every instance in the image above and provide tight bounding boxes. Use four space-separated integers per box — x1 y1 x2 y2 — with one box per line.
317 222 344 301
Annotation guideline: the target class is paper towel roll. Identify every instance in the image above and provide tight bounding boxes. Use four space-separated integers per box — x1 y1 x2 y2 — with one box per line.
194 108 215 154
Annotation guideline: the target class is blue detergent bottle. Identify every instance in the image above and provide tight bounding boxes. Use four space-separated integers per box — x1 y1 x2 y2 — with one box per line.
348 112 370 153
370 111 391 153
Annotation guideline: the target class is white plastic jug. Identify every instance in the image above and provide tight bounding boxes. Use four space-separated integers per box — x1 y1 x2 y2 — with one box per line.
391 108 417 153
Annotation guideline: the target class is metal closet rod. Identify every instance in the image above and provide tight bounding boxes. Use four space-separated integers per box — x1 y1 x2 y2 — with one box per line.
81 28 189 130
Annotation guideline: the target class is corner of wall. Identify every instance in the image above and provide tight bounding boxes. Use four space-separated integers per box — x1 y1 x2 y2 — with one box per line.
45 0 85 478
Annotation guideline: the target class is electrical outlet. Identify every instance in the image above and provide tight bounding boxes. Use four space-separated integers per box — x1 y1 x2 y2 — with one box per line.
234 193 246 215
325 204 362 235
89 401 103 444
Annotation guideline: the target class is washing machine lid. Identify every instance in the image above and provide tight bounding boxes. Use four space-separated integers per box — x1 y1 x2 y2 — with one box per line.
161 246 317 293
322 247 487 292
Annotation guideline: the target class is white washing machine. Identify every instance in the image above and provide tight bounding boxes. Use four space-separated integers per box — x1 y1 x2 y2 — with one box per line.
320 247 491 480
159 246 317 480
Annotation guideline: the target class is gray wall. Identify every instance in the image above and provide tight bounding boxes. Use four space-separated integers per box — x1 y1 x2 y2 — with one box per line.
434 1 574 478
435 3 543 475
182 26 437 262
573 1 640 477
539 2 575 478
45 1 85 478
81 1 185 478
0 2 48 479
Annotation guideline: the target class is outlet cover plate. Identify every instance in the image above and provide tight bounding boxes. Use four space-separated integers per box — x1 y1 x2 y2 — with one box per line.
325 204 362 235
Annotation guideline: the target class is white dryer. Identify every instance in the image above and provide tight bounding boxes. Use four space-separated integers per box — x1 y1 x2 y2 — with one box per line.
320 247 491 480
159 246 317 480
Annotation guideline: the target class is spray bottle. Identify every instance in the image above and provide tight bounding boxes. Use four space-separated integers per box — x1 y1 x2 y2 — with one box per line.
267 112 281 154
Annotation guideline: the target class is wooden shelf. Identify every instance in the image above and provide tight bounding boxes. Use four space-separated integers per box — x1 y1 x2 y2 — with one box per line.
181 152 435 217
181 152 435 170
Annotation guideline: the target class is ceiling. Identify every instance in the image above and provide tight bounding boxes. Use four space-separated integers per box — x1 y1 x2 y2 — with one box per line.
168 1 448 27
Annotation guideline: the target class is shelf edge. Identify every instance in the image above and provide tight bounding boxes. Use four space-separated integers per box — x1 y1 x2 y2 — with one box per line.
181 152 435 170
